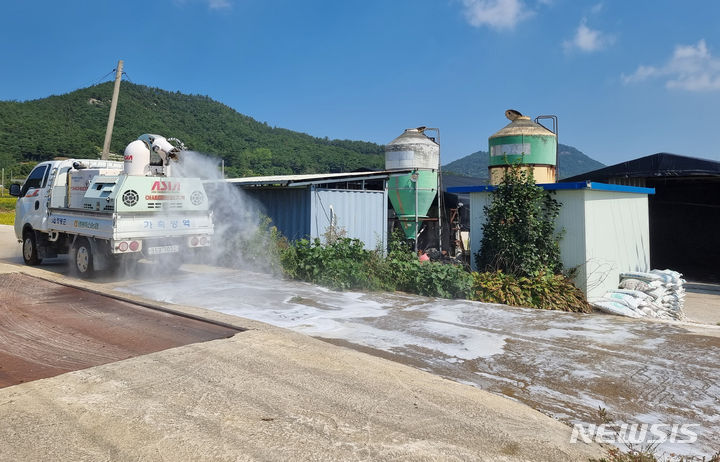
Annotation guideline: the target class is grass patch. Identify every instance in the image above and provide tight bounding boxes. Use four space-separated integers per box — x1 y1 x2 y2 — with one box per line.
0 197 16 210
0 197 16 225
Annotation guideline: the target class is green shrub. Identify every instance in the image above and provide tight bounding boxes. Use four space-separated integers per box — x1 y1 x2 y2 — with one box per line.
469 270 591 313
476 164 563 277
239 218 588 309
387 258 473 299
281 237 391 291
280 231 472 298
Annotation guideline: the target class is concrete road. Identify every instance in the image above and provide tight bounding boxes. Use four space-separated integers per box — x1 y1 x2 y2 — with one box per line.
0 226 605 461
3 225 719 458
685 282 720 325
112 267 720 458
0 224 20 261
0 318 602 461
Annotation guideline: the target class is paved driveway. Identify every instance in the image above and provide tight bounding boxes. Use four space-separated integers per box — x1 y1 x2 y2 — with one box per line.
117 267 720 458
2 225 717 457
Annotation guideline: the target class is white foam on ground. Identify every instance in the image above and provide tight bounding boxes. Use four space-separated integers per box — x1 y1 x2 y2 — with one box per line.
117 268 720 458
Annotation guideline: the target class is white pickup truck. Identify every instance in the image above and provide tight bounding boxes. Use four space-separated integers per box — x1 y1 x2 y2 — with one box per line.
10 134 213 277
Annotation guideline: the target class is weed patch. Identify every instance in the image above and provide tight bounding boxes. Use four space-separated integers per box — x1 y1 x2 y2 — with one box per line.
469 270 592 313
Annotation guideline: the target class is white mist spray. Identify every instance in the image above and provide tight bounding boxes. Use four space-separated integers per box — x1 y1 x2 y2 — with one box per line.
170 150 278 272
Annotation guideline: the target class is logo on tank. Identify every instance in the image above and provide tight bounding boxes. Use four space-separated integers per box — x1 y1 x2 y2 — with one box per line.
151 181 181 192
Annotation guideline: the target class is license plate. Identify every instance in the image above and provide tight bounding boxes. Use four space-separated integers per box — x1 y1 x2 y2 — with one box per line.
147 245 179 255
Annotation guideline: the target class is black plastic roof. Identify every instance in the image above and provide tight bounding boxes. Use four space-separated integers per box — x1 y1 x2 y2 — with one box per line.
562 153 720 182
441 172 485 192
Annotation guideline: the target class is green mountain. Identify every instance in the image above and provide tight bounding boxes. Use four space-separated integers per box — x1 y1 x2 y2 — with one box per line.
0 82 385 178
443 144 605 181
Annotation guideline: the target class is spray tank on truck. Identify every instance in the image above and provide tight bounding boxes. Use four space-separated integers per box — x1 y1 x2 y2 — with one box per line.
12 134 214 277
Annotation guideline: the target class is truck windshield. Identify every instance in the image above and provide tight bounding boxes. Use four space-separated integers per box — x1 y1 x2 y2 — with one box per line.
20 165 48 197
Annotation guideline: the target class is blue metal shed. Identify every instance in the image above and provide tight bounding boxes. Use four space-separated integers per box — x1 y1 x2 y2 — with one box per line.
227 172 398 251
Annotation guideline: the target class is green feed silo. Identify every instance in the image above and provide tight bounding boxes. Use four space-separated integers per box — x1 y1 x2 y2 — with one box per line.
488 110 557 185
386 128 439 240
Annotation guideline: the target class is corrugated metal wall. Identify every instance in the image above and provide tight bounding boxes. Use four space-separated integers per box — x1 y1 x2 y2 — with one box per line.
311 188 388 250
242 188 311 241
469 189 650 299
241 186 388 250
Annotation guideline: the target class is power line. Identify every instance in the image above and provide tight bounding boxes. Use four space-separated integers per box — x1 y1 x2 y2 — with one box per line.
84 69 116 88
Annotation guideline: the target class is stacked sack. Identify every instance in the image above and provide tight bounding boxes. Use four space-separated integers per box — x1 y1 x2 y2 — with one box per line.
590 269 686 320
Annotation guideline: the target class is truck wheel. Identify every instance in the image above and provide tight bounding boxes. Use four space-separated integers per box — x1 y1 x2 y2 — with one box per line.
71 237 94 278
22 230 42 266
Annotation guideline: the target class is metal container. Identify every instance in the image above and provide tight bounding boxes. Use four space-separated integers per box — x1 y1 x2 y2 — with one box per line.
239 187 387 250
385 128 440 170
488 110 557 185
385 128 439 239
123 140 151 176
388 170 438 239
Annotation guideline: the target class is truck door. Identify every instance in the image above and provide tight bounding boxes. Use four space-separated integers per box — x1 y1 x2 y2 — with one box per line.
15 164 50 237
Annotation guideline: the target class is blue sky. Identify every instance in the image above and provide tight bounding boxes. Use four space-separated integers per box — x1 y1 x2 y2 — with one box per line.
2 0 720 165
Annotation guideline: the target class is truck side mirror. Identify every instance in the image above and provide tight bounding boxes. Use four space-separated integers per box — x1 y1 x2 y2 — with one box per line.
9 184 21 197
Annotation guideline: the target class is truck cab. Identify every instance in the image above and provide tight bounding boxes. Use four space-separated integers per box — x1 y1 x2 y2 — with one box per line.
12 159 125 266
14 161 58 264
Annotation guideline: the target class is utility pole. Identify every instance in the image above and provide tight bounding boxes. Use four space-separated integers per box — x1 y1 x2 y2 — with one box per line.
101 60 123 160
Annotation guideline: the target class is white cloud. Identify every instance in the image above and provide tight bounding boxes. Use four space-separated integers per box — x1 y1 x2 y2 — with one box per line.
461 0 533 30
173 0 233 10
207 0 231 9
563 18 613 53
622 40 720 91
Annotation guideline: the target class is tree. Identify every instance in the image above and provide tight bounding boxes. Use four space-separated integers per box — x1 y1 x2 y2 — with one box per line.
475 165 563 276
